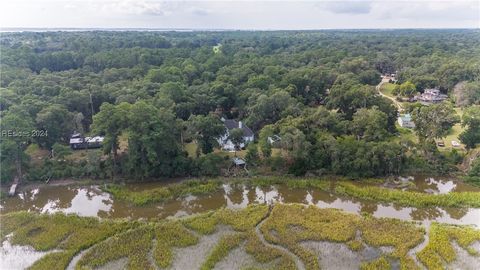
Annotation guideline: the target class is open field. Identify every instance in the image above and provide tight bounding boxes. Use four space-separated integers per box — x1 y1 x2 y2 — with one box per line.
379 82 396 98
2 204 480 270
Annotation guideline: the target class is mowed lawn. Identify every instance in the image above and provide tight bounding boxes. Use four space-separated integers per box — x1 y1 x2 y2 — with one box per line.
380 82 396 97
438 107 465 151
395 106 465 151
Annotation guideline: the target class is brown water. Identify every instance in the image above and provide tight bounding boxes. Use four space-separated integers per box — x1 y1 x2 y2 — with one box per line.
1 176 479 227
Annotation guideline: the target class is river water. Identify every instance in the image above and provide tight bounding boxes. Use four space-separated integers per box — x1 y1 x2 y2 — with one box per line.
1 175 479 227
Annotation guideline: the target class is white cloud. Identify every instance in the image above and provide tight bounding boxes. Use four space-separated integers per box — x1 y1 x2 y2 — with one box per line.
319 1 373 14
0 0 478 29
372 1 479 22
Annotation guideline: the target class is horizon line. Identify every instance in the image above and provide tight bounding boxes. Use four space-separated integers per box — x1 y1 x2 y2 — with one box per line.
1 27 479 32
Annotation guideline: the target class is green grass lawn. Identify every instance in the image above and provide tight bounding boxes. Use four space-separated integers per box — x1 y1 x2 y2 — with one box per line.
438 107 465 151
439 123 465 151
380 82 396 97
185 142 198 157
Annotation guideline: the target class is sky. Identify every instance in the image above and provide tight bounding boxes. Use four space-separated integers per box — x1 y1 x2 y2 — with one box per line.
0 0 479 30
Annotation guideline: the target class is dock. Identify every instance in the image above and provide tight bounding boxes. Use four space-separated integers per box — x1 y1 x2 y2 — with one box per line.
8 184 18 196
8 176 20 196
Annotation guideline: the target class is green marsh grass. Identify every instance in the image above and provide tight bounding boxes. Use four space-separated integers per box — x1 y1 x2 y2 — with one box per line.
335 182 480 208
417 223 480 270
200 233 245 270
103 179 222 206
360 256 391 270
2 204 480 270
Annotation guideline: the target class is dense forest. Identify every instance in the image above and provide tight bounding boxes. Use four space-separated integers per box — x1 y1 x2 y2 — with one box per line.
1 30 479 182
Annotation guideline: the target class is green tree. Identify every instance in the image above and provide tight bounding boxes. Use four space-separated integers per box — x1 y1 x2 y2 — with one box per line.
259 125 274 158
246 90 301 131
245 143 260 166
228 128 245 156
398 81 417 97
469 158 480 177
279 126 311 160
188 114 225 154
51 143 72 159
0 107 35 183
412 103 460 142
92 102 131 179
327 82 377 119
126 101 184 178
351 107 388 141
35 104 74 148
459 105 480 149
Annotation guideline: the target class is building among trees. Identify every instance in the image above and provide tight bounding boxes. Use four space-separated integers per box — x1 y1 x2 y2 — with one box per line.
217 119 254 151
69 133 104 150
398 114 415 128
415 89 448 105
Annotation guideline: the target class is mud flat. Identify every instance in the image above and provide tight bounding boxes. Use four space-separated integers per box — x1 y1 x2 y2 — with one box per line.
0 237 53 269
447 241 480 270
169 225 233 270
301 241 382 270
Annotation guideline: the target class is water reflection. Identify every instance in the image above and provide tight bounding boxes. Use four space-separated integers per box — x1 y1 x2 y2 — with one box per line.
41 188 112 217
1 176 479 227
0 237 52 270
401 175 480 194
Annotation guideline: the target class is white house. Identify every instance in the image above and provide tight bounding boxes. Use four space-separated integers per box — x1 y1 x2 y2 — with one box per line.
415 88 448 105
398 114 415 129
267 135 281 145
218 118 254 151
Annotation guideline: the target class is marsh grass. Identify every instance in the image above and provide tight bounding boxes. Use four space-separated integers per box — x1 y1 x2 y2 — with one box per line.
200 233 246 270
417 223 480 270
347 240 364 251
335 182 480 208
0 211 133 270
2 204 480 270
260 204 424 270
153 221 199 268
104 177 332 206
29 250 77 270
360 256 391 270
183 205 296 269
103 179 223 206
76 226 155 270
103 177 479 210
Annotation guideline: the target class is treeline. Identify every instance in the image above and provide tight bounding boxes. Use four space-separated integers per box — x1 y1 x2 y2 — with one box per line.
1 30 479 182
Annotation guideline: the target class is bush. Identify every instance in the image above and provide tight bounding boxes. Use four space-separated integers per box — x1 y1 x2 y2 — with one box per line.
265 156 286 172
193 153 229 177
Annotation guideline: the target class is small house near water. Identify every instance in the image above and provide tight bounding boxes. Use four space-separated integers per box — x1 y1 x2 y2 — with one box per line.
70 133 104 150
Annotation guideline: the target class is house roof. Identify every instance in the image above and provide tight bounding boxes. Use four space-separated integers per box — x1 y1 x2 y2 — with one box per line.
223 119 254 137
232 157 246 165
69 138 83 144
399 114 412 122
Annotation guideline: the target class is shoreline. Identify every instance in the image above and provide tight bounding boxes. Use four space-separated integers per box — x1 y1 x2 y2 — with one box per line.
0 172 473 194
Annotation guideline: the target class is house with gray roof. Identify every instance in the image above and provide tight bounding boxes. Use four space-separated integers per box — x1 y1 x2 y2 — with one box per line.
414 88 448 105
217 118 254 151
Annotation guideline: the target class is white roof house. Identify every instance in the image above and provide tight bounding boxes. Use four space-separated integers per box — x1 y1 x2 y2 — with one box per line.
398 114 415 129
415 88 448 105
69 133 104 150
